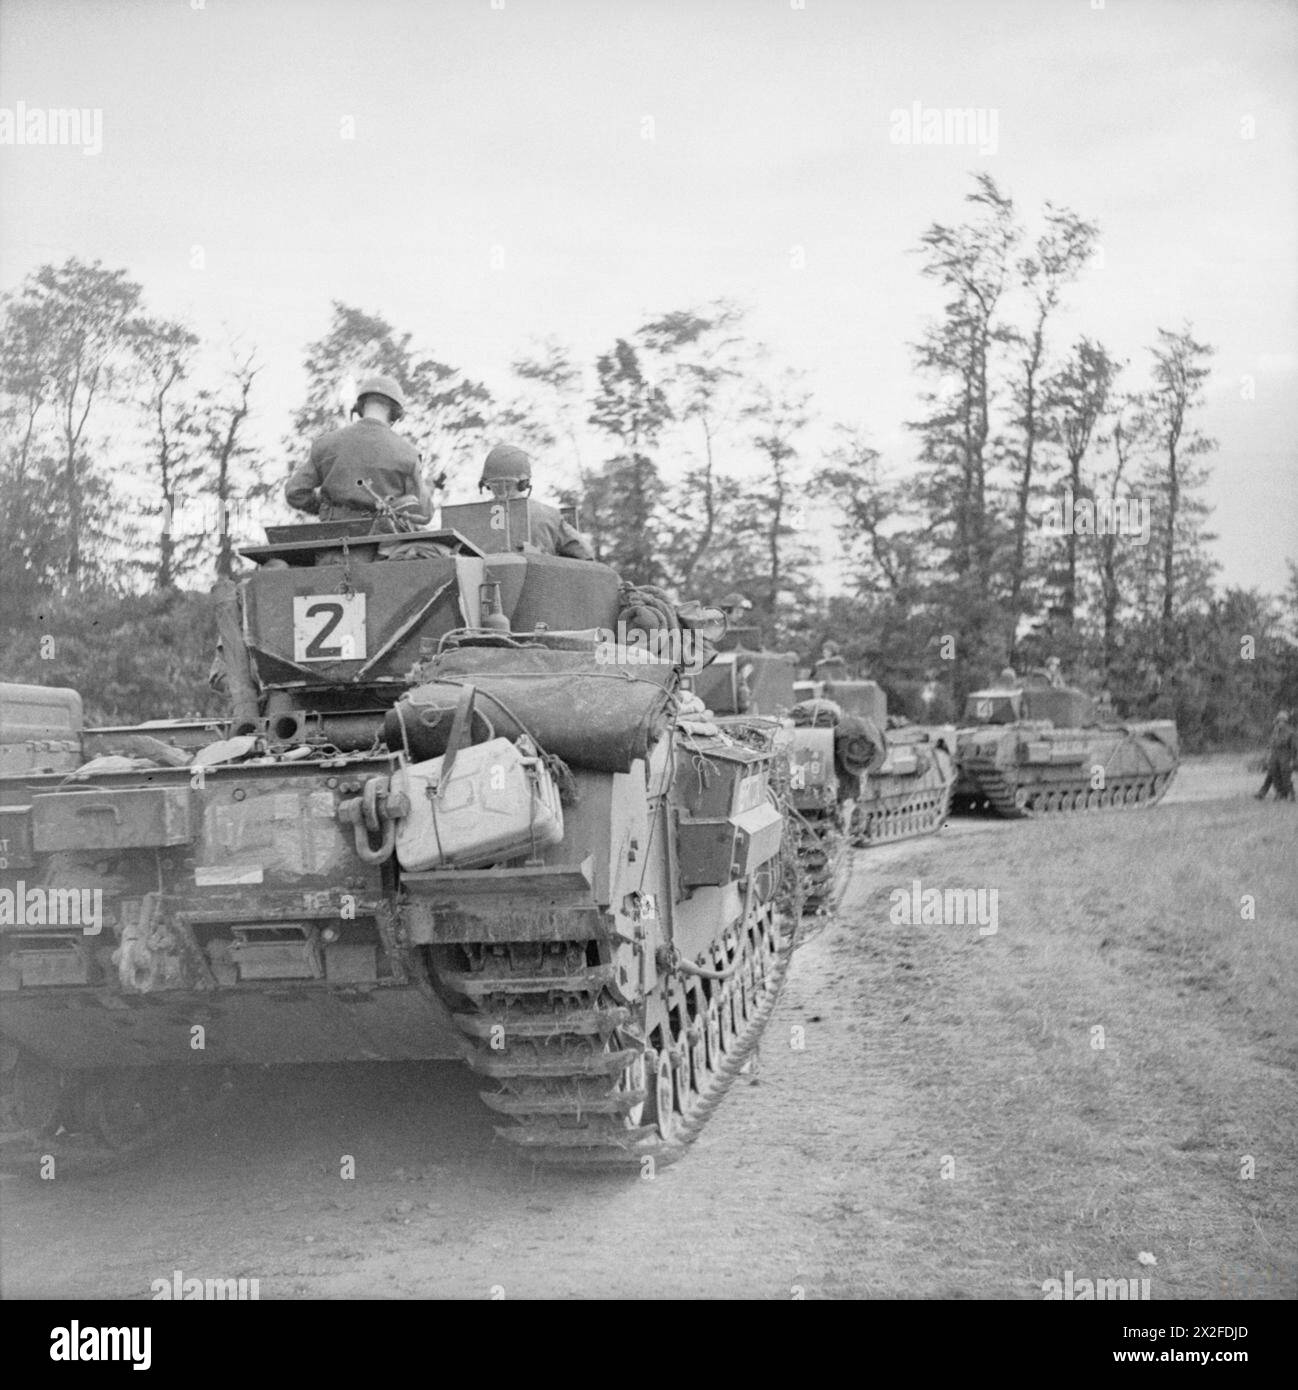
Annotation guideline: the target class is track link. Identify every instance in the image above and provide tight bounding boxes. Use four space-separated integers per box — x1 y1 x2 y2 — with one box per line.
443 894 798 1169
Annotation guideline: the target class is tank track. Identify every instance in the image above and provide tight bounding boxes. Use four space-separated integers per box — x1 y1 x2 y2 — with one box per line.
0 1053 225 1176
791 807 853 915
851 776 954 847
440 893 799 1168
958 757 1176 818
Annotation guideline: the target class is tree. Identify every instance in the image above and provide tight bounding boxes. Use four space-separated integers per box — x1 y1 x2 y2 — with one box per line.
1090 389 1145 681
132 317 203 589
637 301 755 593
587 338 672 584
1041 338 1121 636
1139 324 1218 668
0 291 62 609
8 259 144 583
508 337 587 491
815 428 935 686
909 174 1021 695
199 346 268 580
737 372 816 645
1003 206 1098 654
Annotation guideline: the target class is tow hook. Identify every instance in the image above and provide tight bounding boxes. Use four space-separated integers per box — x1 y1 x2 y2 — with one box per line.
337 776 409 863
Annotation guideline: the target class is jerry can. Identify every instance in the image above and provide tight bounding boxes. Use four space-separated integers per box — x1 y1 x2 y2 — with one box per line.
393 736 563 871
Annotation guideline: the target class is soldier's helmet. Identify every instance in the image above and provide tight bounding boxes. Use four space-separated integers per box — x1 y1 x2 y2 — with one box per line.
719 591 752 613
354 374 407 421
999 666 1018 685
480 444 533 493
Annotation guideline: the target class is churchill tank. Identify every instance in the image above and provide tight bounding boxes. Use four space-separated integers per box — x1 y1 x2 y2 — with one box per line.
953 676 1179 817
793 662 955 848
691 630 867 912
0 509 792 1172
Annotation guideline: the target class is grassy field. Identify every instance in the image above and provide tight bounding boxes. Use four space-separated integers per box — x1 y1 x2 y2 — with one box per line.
813 797 1298 1298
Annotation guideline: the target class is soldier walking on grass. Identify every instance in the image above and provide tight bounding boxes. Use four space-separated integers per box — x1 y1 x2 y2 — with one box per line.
1255 710 1296 801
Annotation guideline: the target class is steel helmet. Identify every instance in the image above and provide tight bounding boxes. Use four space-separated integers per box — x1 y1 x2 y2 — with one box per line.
480 444 533 491
354 374 406 421
719 591 752 612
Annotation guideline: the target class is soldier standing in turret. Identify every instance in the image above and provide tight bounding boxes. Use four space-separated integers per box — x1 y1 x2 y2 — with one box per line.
286 375 431 526
478 444 593 560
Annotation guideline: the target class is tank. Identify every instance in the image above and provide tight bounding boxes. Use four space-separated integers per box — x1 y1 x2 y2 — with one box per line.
793 663 956 849
0 510 792 1171
691 629 863 913
0 682 83 776
953 676 1179 817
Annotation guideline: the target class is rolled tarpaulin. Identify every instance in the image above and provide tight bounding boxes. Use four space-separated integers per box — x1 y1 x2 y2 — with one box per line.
835 713 887 778
385 643 678 774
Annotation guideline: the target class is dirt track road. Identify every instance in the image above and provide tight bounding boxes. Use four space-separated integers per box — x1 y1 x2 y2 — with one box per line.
3 754 1293 1300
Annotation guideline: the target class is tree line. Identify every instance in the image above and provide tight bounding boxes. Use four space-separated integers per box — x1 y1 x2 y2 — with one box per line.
1 175 1293 745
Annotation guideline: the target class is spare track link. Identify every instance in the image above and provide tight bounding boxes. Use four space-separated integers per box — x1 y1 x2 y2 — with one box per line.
959 755 1176 818
448 896 799 1169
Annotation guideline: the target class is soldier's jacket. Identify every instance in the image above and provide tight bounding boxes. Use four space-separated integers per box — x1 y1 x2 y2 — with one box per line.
525 499 594 560
1268 722 1297 766
286 419 427 520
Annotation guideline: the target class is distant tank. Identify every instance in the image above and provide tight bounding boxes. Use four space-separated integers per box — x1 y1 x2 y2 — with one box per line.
953 674 1179 817
0 509 791 1171
793 660 956 849
691 628 868 912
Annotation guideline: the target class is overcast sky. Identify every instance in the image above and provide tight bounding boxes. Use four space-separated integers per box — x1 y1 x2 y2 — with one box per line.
2 0 1295 594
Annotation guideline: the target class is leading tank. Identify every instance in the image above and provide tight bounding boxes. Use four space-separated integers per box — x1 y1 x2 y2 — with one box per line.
0 509 791 1171
953 676 1179 817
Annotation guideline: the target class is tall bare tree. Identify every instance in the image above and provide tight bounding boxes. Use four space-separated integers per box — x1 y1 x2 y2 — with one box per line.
909 174 1021 694
1003 206 1098 654
133 318 203 589
1139 324 1218 668
10 259 144 583
1042 337 1121 632
638 300 753 592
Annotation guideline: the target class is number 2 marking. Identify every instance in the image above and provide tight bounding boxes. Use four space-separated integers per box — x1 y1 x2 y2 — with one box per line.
304 601 345 658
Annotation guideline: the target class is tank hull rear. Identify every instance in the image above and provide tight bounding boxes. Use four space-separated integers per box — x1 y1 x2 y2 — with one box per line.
851 727 956 846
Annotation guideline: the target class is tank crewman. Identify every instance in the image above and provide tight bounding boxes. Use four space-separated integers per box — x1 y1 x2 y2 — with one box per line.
1255 710 1296 801
286 375 431 525
718 591 753 628
998 666 1018 686
479 444 593 559
812 639 849 681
